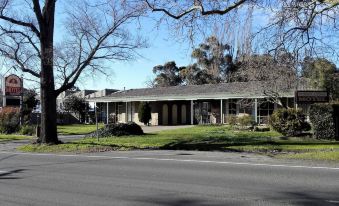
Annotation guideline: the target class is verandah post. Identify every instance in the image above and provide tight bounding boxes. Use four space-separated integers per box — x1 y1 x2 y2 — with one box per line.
190 100 194 125
106 102 109 124
220 99 223 124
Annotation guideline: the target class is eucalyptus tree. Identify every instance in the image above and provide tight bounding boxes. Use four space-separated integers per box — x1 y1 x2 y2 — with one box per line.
151 61 184 87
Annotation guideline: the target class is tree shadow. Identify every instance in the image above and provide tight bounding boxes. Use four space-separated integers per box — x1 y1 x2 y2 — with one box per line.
0 169 25 180
159 135 339 152
133 195 227 206
0 154 17 162
281 191 339 206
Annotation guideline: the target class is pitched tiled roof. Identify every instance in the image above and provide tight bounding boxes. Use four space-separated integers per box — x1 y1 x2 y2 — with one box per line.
88 81 297 102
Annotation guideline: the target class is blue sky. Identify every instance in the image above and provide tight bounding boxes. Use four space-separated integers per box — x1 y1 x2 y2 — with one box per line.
2 1 337 91
75 5 267 91
77 18 194 91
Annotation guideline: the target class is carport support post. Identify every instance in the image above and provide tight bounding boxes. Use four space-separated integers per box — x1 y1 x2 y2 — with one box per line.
125 102 128 122
254 98 258 123
190 100 194 125
106 102 109 124
95 102 99 141
220 99 223 124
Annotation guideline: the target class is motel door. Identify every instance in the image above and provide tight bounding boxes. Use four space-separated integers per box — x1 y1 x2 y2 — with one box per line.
172 104 178 125
162 104 168 125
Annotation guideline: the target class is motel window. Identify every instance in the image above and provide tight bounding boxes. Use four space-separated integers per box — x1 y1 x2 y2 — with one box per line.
257 101 274 124
228 99 237 115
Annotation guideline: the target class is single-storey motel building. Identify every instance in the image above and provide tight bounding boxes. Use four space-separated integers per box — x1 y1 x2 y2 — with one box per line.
87 81 304 126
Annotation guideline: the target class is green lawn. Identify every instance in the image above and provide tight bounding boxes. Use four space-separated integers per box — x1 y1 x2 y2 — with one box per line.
57 124 104 135
0 134 32 142
20 125 339 161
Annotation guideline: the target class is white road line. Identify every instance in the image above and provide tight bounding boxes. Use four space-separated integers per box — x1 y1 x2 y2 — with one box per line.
1 151 339 171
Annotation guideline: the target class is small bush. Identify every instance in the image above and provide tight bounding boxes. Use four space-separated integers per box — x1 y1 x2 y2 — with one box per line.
88 122 144 137
270 108 311 136
309 103 336 140
237 115 255 128
0 107 20 134
19 125 36 136
226 115 237 128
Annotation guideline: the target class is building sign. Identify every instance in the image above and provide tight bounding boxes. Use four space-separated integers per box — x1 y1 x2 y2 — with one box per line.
295 91 329 104
5 74 22 96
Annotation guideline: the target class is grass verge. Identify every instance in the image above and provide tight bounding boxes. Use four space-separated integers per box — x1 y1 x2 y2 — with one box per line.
0 134 32 142
57 124 104 135
20 125 339 161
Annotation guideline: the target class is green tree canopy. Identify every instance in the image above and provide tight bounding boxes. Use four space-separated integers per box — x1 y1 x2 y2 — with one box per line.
302 58 337 89
64 95 88 123
151 61 184 87
302 57 338 100
22 89 39 124
190 36 235 83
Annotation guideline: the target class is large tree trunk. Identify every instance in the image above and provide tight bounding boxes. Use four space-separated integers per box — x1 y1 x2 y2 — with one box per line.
38 0 58 144
39 45 58 144
39 80 58 144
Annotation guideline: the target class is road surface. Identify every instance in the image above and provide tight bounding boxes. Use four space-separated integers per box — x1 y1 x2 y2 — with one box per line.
0 150 338 206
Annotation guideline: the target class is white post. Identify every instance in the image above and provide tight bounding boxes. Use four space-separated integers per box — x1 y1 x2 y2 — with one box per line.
131 102 134 122
286 98 289 108
236 100 239 115
254 98 258 123
125 102 128 122
106 102 109 124
220 99 223 124
190 100 194 125
225 99 229 123
95 102 98 141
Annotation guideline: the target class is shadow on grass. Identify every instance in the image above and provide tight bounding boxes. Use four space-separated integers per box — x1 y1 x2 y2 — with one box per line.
159 136 339 152
52 131 339 153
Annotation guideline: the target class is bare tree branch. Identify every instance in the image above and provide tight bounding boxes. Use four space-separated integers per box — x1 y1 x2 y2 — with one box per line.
145 0 248 19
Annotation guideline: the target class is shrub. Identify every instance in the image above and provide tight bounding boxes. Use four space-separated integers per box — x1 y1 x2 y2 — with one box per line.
0 107 20 134
19 125 36 136
226 115 237 128
237 115 255 128
309 103 336 140
88 122 143 137
270 108 311 136
138 102 152 125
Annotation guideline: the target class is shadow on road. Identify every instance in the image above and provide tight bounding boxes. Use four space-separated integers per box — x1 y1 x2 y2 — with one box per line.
0 169 25 180
135 196 225 206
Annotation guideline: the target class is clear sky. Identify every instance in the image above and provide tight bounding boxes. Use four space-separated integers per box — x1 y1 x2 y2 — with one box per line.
77 18 194 91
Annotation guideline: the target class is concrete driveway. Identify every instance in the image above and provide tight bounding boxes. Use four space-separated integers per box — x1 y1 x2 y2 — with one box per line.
141 125 194 133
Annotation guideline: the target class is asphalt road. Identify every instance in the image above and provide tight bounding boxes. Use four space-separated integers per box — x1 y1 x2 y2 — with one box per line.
0 150 338 206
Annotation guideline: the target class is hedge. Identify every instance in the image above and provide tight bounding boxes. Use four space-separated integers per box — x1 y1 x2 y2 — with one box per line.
309 103 337 140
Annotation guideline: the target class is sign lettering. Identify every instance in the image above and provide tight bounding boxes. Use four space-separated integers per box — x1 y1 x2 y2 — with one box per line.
5 74 22 96
295 91 329 104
